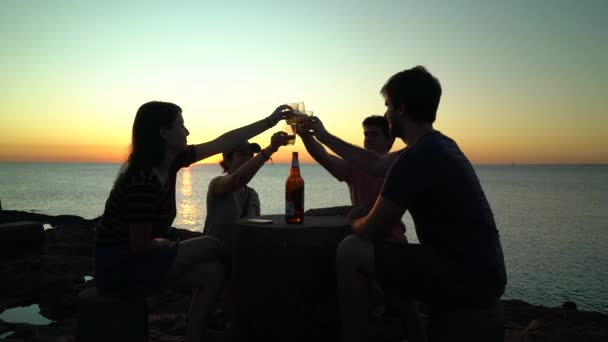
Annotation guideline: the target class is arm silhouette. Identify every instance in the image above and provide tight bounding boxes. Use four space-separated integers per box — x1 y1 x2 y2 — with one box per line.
192 104 292 162
300 133 352 183
302 116 398 177
211 132 290 197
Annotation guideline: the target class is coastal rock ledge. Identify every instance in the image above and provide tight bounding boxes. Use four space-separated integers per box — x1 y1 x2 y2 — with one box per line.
1 210 606 342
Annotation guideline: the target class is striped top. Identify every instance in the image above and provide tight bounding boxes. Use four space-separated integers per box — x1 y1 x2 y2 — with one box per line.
96 146 196 242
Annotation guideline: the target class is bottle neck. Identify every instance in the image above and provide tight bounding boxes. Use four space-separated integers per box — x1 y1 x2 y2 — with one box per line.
289 154 300 176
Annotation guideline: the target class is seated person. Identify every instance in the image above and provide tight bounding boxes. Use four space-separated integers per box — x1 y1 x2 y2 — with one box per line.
95 102 292 342
202 132 289 329
203 132 289 244
305 66 507 342
299 115 406 241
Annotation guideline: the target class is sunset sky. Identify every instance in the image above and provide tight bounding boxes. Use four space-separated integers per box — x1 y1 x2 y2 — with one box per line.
1 0 606 164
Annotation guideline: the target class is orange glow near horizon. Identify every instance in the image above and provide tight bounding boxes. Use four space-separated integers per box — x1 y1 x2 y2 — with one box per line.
1 2 606 165
0 143 319 164
2 140 605 165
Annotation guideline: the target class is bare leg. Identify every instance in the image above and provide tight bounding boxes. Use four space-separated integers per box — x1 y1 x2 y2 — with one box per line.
164 237 225 342
336 235 375 342
399 299 428 342
165 236 223 280
180 262 224 342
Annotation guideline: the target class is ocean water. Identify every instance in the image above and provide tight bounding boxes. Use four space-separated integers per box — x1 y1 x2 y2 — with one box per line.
1 162 607 314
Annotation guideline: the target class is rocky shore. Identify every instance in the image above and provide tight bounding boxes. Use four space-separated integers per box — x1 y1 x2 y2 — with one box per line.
1 210 606 341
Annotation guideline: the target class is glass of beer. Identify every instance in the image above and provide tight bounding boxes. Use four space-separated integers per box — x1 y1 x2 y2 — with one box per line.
283 124 297 145
287 102 305 113
286 102 305 124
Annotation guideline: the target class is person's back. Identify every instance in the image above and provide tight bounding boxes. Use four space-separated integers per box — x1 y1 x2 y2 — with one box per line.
382 130 506 287
331 66 507 342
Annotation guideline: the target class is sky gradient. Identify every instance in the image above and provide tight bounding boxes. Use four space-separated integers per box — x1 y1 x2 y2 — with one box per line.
1 0 607 164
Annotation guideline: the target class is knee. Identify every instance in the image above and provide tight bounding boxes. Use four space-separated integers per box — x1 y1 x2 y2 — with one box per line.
196 236 222 259
205 260 225 279
201 235 221 249
336 234 373 271
195 261 225 286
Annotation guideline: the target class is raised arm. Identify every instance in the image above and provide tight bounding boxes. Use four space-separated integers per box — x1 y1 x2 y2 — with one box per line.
211 132 290 197
192 105 292 162
300 132 352 182
302 117 398 177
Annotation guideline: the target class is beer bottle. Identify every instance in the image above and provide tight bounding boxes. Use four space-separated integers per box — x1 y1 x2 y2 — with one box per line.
285 152 304 223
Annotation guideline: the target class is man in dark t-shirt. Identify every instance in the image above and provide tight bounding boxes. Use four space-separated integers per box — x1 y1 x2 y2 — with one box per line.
304 66 506 342
380 131 506 290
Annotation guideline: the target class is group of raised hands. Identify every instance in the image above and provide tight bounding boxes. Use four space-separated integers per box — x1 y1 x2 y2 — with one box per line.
265 104 330 152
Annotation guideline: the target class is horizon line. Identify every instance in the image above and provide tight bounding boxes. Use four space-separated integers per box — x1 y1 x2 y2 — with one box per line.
1 161 607 167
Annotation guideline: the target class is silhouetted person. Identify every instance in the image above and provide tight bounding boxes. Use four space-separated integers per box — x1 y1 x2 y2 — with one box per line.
305 66 507 342
204 133 290 242
202 133 289 328
94 101 292 342
299 115 406 241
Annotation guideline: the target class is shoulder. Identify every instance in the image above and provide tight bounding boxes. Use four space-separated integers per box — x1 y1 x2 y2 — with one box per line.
208 175 223 186
247 186 260 197
422 131 457 150
172 145 197 170
207 176 225 197
115 168 157 189
396 131 448 161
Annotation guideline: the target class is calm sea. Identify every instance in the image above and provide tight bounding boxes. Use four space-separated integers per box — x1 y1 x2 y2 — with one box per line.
1 162 607 314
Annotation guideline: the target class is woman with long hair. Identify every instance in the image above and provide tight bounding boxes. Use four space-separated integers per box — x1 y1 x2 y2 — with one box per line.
94 101 291 342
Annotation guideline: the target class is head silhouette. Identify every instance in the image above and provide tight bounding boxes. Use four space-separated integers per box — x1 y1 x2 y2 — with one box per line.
381 66 442 124
219 142 261 174
121 101 183 177
362 115 394 154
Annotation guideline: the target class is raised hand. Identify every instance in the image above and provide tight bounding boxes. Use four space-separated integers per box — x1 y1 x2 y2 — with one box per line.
267 105 294 127
299 116 328 138
270 131 291 151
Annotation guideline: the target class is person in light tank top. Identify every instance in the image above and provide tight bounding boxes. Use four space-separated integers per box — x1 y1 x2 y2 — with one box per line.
203 133 290 243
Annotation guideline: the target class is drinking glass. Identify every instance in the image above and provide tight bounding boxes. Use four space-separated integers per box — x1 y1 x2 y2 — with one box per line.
286 102 305 124
283 124 297 145
287 102 305 114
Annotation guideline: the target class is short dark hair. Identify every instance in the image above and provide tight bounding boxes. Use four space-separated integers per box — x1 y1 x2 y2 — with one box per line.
362 115 395 150
362 115 390 139
380 66 442 123
219 142 261 173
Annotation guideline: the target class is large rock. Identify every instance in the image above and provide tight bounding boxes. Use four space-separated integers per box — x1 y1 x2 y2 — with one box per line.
0 221 44 259
77 286 148 342
521 318 588 342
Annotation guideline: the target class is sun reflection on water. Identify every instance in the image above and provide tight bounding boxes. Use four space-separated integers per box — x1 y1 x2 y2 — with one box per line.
177 167 199 229
181 166 193 196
